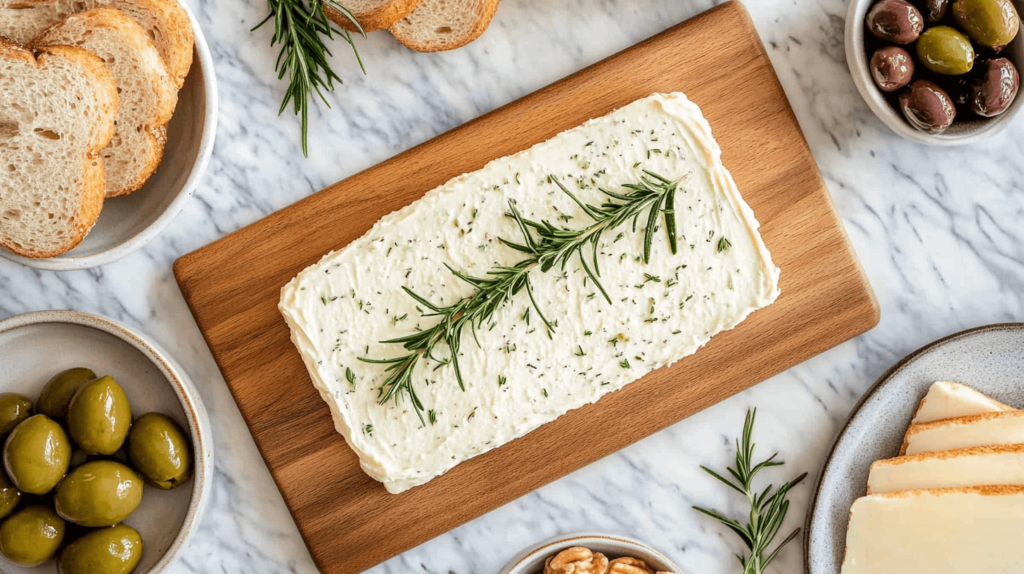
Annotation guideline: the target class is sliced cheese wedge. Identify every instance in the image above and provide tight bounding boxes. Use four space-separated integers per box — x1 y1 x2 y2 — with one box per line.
841 486 1024 574
901 410 1024 455
911 381 1013 424
868 445 1024 494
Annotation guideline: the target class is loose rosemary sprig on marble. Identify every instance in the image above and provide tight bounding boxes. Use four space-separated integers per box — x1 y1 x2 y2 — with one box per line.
358 171 682 422
253 0 366 157
693 409 807 574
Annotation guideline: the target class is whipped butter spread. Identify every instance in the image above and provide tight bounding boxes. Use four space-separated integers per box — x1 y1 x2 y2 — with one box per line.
279 93 780 493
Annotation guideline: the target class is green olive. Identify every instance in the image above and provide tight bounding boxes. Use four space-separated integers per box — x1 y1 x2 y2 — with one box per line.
66 376 131 455
916 26 976 75
0 471 21 520
0 393 33 437
58 523 143 574
0 505 65 566
3 414 71 494
38 368 97 419
54 460 143 527
129 412 192 489
953 0 1020 47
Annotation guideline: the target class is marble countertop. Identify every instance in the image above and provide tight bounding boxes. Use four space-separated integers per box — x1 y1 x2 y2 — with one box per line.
3 0 1024 572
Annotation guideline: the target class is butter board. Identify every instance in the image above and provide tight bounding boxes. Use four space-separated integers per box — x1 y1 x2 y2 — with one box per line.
173 3 879 572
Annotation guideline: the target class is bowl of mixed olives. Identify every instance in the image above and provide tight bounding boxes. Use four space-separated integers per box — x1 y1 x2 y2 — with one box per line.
0 311 212 574
847 0 1023 143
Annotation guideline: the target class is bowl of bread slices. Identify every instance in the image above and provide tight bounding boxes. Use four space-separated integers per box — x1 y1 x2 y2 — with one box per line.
0 0 215 270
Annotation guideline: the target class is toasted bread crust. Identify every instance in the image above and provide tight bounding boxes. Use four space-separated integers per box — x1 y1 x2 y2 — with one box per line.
389 0 500 53
96 0 194 88
326 0 420 33
0 39 118 258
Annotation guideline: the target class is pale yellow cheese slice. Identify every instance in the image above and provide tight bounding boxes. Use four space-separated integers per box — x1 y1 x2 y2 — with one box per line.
841 486 1024 574
911 381 1013 424
867 445 1024 494
901 411 1024 455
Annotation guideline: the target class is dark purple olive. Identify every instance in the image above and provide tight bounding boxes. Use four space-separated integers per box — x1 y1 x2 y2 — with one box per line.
866 0 925 44
918 0 950 21
871 46 916 91
971 58 1020 116
899 80 957 133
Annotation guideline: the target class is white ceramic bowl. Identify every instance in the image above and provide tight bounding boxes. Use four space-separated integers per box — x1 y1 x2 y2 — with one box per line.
0 1 217 270
499 533 684 574
0 310 213 573
846 0 1024 145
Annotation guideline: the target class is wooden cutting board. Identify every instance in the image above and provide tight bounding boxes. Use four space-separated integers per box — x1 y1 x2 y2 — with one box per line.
174 3 879 572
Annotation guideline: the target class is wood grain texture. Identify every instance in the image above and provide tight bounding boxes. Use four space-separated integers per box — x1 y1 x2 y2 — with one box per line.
173 3 879 572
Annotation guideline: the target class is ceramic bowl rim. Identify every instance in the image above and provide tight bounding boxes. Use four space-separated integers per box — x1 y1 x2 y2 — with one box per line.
844 0 1024 146
802 322 1024 574
498 532 684 574
0 309 214 573
0 1 219 271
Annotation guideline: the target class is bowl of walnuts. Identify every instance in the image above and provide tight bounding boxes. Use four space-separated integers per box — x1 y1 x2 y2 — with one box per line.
498 533 683 574
846 0 1023 144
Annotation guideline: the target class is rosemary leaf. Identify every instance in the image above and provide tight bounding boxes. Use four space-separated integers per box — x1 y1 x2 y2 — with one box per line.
693 409 806 574
253 0 367 157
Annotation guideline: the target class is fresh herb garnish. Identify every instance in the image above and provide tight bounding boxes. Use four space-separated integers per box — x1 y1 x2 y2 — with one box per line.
253 0 367 157
345 367 356 387
718 236 732 252
359 171 682 422
693 409 807 574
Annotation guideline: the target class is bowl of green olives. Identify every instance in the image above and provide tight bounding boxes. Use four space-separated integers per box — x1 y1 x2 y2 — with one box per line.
0 311 213 574
847 0 1023 143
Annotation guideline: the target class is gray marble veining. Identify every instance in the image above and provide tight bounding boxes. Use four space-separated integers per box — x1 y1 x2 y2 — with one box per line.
2 0 1023 572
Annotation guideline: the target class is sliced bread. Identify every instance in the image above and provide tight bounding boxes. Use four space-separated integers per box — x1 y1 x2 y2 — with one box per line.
900 410 1024 455
867 444 1024 494
325 0 420 33
34 8 177 197
389 0 500 52
911 381 1013 424
0 0 69 43
0 38 118 258
0 0 193 87
841 485 1024 574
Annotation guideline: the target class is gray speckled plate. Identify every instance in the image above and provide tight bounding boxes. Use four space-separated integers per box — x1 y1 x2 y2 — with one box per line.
804 323 1024 574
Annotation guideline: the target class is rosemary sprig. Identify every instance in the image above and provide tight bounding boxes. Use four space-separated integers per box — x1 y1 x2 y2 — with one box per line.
253 0 366 157
693 409 807 574
359 171 681 421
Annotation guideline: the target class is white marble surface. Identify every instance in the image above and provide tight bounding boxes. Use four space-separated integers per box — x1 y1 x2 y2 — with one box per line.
2 0 1024 572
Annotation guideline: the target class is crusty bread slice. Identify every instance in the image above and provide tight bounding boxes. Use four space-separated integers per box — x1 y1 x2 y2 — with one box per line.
325 0 420 33
0 0 193 87
911 381 1013 424
0 0 69 43
389 0 500 52
0 38 118 258
841 485 1024 574
34 8 177 197
867 444 1024 494
900 410 1024 455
